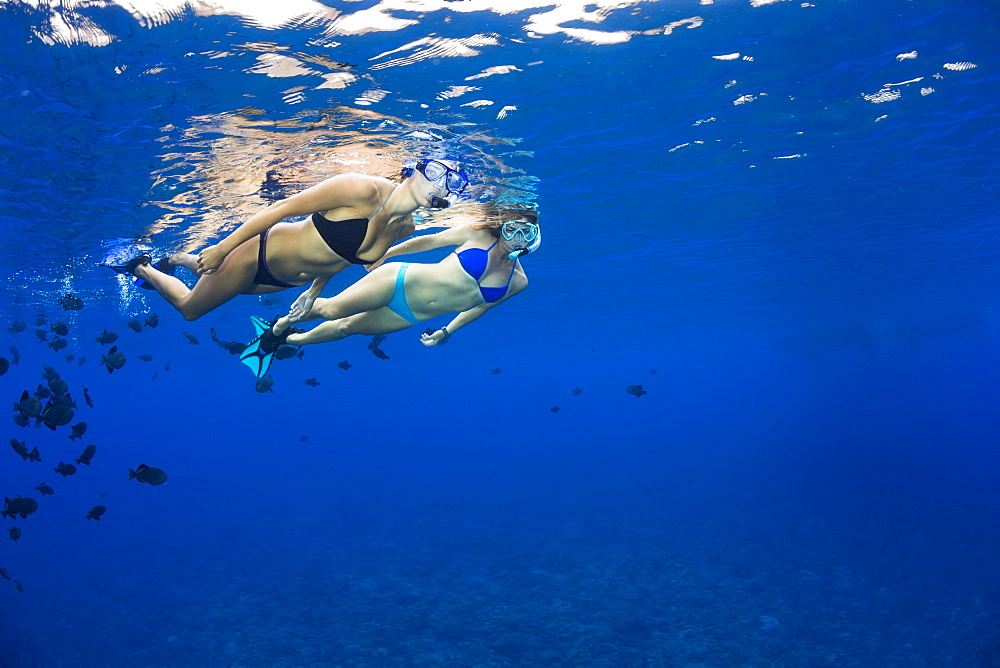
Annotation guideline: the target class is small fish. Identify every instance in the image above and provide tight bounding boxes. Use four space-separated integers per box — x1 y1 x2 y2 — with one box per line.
51 322 69 336
48 337 68 351
371 348 389 360
38 402 74 430
2 496 38 519
304 377 320 387
274 345 298 360
127 319 142 333
43 366 60 382
48 378 69 395
8 346 20 364
75 444 96 465
337 360 352 371
35 483 54 496
491 368 502 375
77 356 86 366
182 332 199 345
68 422 88 441
34 329 48 342
296 349 305 359
14 579 23 592
138 354 153 362
164 362 171 372
95 330 118 346
145 313 159 328
255 376 274 393
0 567 9 580
59 293 84 310
151 373 157 381
226 341 246 356
8 321 26 334
299 435 309 442
35 315 47 326
128 464 168 486
11 441 40 462
550 406 561 413
572 388 583 396
86 505 107 521
9 438 30 460
101 346 125 373
83 387 94 408
35 384 51 399
14 391 42 418
0 358 8 377
13 414 28 428
54 461 77 477
369 334 386 349
626 385 647 398
650 368 658 375
65 353 75 362
9 527 20 543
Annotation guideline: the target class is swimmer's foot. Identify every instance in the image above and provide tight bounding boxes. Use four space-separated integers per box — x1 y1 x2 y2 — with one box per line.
103 253 151 277
135 257 175 290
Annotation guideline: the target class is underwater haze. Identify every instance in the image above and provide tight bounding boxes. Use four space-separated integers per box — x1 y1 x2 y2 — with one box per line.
1 0 999 665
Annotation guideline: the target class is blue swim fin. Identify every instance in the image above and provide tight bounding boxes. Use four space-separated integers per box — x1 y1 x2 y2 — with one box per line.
240 316 288 379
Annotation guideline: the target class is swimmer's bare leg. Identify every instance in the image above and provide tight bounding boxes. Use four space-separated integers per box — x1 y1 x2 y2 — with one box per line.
134 247 258 321
286 309 411 346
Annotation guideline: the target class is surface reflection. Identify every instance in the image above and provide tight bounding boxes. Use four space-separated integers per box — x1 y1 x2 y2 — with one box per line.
21 0 693 49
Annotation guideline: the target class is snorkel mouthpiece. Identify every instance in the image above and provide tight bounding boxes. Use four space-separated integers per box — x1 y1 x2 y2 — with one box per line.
428 194 451 209
507 225 541 258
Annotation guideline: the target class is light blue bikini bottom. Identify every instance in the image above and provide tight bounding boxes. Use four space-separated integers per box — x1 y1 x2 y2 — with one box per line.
386 262 420 325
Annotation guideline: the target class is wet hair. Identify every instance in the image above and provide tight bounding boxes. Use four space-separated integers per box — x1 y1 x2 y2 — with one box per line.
471 204 539 238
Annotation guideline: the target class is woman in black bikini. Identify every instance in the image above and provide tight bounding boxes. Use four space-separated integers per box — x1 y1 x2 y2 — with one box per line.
125 159 470 321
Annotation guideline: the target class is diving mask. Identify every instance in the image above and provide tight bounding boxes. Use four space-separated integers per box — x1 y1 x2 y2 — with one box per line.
501 221 541 258
403 159 469 209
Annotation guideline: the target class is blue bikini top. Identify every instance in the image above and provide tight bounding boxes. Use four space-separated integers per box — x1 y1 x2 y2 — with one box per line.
455 241 518 303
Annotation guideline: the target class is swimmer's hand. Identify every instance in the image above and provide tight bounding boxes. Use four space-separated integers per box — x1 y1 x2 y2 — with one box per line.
287 292 316 323
420 328 449 347
196 245 227 275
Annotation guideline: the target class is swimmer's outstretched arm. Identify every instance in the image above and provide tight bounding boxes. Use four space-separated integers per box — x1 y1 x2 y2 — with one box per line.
367 224 475 270
287 274 334 322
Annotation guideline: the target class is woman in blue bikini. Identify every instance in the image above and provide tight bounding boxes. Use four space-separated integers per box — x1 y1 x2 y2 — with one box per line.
117 159 470 321
241 206 539 374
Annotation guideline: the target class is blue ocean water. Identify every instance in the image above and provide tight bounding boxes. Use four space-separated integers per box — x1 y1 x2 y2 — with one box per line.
1 0 998 665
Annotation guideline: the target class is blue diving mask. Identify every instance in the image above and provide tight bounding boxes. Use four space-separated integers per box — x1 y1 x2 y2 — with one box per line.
403 159 469 209
501 221 541 258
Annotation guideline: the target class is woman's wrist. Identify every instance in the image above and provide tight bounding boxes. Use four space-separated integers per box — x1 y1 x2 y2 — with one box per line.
440 326 451 338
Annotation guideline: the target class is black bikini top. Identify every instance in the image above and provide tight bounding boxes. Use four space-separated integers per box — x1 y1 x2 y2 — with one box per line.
311 186 395 265
311 213 370 264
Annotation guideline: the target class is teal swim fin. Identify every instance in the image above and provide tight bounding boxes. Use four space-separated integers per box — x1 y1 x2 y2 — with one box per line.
240 316 288 378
